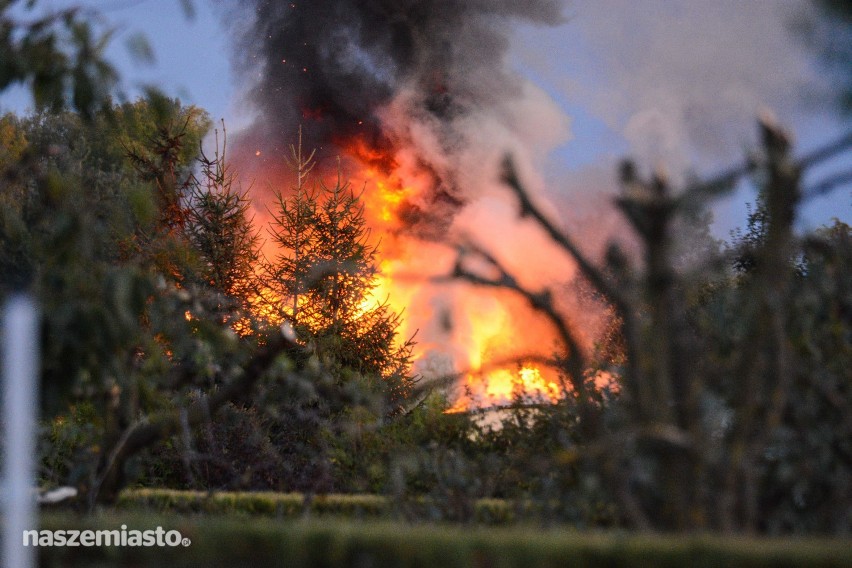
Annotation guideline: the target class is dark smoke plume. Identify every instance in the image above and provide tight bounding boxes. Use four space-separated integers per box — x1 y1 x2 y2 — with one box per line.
226 0 565 209
224 0 579 386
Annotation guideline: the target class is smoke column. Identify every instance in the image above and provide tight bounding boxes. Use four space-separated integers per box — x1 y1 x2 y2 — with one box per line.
224 0 591 402
226 0 567 233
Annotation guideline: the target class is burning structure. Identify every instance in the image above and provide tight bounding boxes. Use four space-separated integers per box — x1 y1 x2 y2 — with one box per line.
223 0 607 410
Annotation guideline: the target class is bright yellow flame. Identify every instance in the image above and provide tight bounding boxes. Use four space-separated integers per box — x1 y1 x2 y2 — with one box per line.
354 259 394 318
348 144 567 413
445 365 561 413
359 167 410 224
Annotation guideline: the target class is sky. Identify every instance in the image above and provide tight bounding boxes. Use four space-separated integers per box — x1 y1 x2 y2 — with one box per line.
3 0 850 240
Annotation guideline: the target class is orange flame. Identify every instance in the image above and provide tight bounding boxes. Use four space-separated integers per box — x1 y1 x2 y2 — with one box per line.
244 133 577 414
445 366 562 413
339 136 567 413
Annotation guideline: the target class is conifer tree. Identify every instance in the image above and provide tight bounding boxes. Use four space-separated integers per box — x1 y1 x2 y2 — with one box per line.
262 127 317 331
184 123 260 317
263 134 415 408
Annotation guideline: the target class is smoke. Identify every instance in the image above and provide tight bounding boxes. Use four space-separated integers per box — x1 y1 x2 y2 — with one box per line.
222 0 598 397
225 0 569 231
230 0 563 138
526 0 827 177
506 0 838 251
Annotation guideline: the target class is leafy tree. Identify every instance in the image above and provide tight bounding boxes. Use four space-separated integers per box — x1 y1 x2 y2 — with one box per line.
120 96 209 233
0 98 304 505
0 0 118 118
0 0 313 507
261 128 317 329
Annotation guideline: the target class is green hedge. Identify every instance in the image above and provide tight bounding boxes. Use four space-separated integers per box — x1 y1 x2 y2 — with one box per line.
117 488 521 523
36 513 852 568
117 489 387 517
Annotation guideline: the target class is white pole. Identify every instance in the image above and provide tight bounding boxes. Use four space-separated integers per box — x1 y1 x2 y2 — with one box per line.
2 295 38 568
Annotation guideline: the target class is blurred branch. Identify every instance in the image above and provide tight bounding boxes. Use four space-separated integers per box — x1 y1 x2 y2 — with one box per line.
797 130 852 170
680 129 852 204
803 169 852 199
89 326 302 506
436 242 600 428
501 157 628 317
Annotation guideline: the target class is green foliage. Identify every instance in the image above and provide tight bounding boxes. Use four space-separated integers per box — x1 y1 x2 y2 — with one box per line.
182 123 261 326
0 99 211 404
0 1 119 118
261 137 415 407
116 487 578 525
0 97 281 507
117 489 390 518
140 403 287 492
756 220 852 533
40 401 100 488
120 95 211 232
37 513 852 568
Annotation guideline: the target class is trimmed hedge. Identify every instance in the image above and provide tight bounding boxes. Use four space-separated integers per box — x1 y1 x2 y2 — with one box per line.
117 488 520 523
36 513 852 568
118 488 387 517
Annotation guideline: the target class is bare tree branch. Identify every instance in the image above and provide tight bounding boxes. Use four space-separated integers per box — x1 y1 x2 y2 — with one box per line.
435 242 598 420
501 157 629 318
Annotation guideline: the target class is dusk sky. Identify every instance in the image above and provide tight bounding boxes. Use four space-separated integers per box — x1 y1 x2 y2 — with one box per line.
4 0 850 239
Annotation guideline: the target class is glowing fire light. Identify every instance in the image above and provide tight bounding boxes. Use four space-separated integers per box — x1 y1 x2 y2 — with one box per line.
445 366 562 414
339 136 565 413
245 132 575 414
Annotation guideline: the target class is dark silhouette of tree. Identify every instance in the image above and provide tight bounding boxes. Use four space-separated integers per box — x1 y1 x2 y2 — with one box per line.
261 134 415 409
183 122 261 323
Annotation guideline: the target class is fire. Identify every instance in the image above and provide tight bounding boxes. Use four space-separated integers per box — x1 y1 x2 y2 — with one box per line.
354 259 395 317
343 138 415 224
446 366 562 414
339 137 568 413
244 132 578 414
440 288 564 412
375 180 405 223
